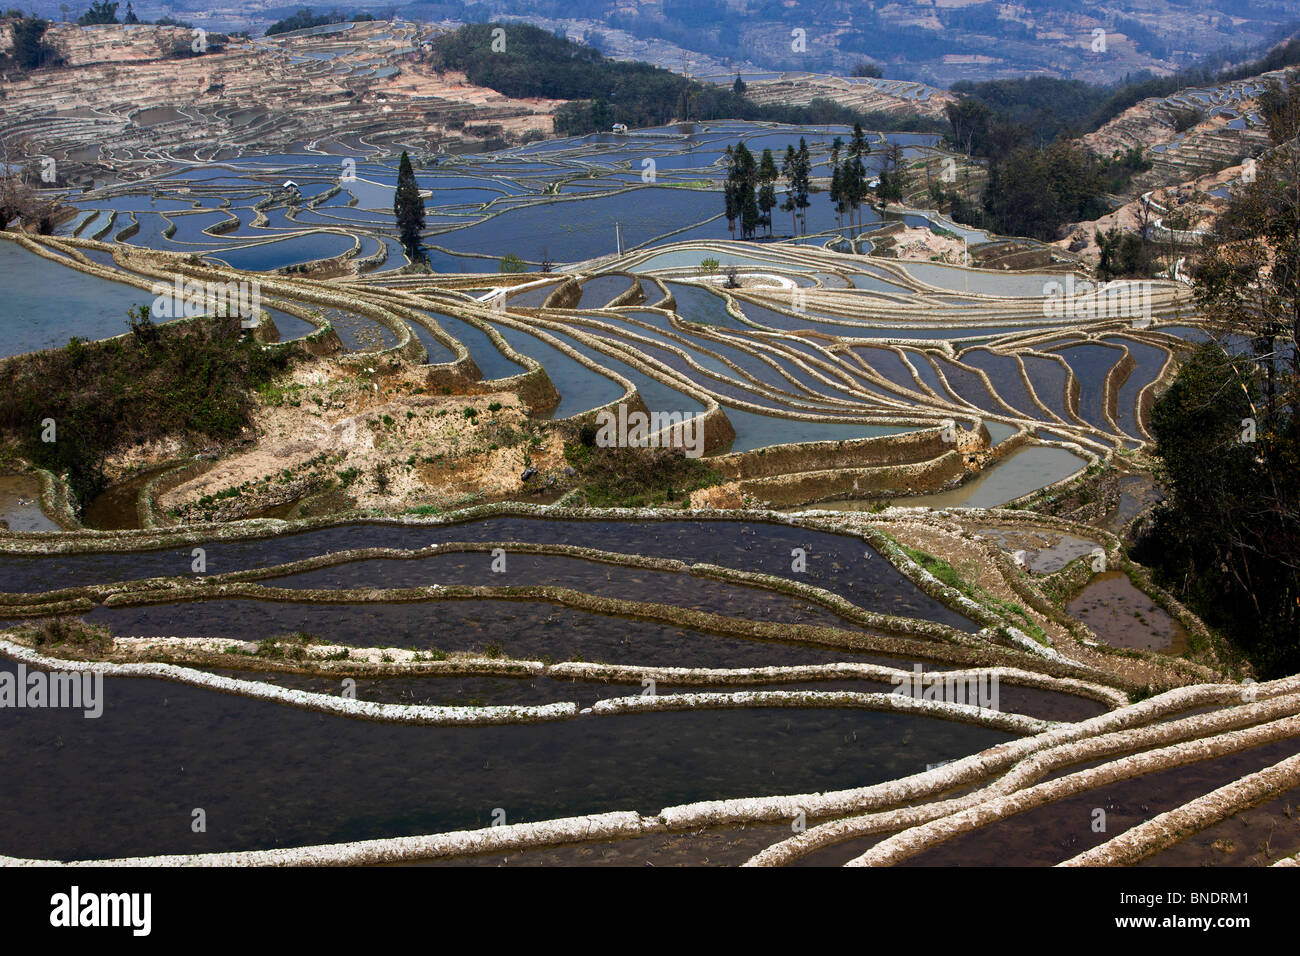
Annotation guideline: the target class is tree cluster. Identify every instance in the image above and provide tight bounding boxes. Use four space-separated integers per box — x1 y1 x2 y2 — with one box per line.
722 143 778 240
828 125 872 234
1141 102 1300 676
4 15 62 70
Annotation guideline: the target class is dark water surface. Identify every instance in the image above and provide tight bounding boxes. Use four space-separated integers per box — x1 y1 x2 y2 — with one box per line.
1 518 975 630
0 656 1011 861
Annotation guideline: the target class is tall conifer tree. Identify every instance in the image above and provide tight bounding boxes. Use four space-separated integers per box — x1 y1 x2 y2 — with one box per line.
394 151 426 263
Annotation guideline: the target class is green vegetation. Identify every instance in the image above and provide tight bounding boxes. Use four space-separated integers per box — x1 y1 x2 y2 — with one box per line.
1088 36 1300 134
24 617 112 655
897 542 1048 645
979 141 1114 242
255 630 319 660
394 150 426 263
949 78 1112 147
779 140 812 237
264 8 375 37
944 92 1153 241
1137 108 1300 676
937 37 1300 241
77 0 119 25
719 131 898 244
724 143 763 240
1096 225 1155 279
3 15 61 70
0 311 290 506
1142 342 1297 676
949 35 1300 149
563 427 720 507
828 126 871 234
943 79 1154 242
429 23 945 137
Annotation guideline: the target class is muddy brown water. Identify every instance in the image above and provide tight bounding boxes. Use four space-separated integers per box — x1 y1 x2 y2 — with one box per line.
0 476 58 532
80 465 176 531
1066 571 1190 654
0 655 1013 861
1137 781 1300 867
1100 473 1163 535
808 445 1086 512
973 527 1099 574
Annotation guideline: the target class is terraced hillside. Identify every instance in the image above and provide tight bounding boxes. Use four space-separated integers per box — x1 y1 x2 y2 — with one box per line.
2 85 1297 869
0 20 559 185
3 500 1294 866
1083 72 1281 195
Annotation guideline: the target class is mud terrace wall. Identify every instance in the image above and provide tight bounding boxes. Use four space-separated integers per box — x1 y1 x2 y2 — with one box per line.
1 118 1270 867
6 679 1296 867
1 491 1288 867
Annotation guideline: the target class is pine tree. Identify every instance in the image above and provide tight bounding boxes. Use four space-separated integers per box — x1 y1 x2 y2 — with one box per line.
781 145 798 237
741 186 759 240
77 0 119 25
394 151 426 263
733 143 759 239
723 145 739 239
829 140 843 231
794 138 812 236
9 17 59 70
757 148 778 238
846 124 871 234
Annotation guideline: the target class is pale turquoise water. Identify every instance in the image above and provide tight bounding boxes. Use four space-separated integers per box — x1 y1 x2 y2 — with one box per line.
0 242 151 356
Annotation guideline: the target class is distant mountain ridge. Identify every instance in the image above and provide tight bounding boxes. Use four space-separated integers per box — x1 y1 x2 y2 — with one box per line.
18 0 1300 85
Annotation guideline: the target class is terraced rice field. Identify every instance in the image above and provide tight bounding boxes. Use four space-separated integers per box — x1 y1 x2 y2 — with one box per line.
3 97 1294 871
3 501 1293 867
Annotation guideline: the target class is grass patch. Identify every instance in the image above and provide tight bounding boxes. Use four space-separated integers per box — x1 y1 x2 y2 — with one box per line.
563 434 720 507
0 311 291 506
24 617 112 655
897 541 1050 645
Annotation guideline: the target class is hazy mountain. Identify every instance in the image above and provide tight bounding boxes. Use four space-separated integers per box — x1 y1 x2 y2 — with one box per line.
18 0 1300 84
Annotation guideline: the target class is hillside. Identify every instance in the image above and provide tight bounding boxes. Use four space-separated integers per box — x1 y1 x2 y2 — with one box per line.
14 0 1297 84
0 20 561 185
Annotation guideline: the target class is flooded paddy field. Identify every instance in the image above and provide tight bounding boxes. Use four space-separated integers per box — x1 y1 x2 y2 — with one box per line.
1 498 1281 867
0 515 977 630
0 106 1209 530
0 655 1013 861
2 70 1289 869
894 737 1300 867
1067 572 1191 655
0 476 58 533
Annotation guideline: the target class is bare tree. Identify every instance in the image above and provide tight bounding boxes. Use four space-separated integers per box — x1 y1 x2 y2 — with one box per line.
0 140 54 231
